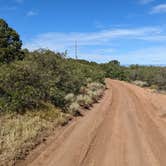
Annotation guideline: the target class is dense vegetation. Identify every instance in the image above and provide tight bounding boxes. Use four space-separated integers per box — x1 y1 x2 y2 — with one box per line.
126 65 166 90
0 49 106 112
101 60 129 81
101 61 166 91
0 19 105 113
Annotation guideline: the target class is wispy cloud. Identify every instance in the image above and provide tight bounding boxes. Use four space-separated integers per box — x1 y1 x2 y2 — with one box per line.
139 0 154 5
24 26 166 64
24 27 163 51
150 4 166 14
26 10 38 16
116 46 166 65
0 6 17 11
0 0 23 12
63 46 166 64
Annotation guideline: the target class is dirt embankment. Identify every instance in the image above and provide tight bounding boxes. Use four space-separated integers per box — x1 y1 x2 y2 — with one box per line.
19 79 166 166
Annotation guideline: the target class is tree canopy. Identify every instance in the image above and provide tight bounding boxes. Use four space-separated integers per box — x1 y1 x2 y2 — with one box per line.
0 19 24 63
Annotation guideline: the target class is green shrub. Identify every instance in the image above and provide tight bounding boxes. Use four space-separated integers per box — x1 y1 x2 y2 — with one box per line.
101 60 128 81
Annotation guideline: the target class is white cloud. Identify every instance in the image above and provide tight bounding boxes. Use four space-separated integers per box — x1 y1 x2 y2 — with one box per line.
69 46 166 65
139 0 154 4
150 4 166 14
138 35 166 41
116 46 166 65
24 27 162 50
26 10 38 16
23 26 166 64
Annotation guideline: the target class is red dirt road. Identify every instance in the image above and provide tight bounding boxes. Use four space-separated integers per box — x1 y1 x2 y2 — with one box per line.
24 79 166 166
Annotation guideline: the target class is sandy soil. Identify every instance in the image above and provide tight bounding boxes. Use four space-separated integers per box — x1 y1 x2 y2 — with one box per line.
20 79 166 166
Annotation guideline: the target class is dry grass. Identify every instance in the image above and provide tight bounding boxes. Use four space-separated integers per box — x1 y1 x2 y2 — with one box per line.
0 103 71 166
76 95 93 108
68 82 105 113
0 82 105 166
132 80 148 87
68 102 80 116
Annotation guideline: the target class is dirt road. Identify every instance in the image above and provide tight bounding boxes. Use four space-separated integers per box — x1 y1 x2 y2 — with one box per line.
24 79 166 166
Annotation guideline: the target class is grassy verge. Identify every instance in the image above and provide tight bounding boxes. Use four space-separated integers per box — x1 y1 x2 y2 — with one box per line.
0 82 105 166
0 103 71 166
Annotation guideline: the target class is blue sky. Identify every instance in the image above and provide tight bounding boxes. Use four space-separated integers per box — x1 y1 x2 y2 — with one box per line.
1 0 166 64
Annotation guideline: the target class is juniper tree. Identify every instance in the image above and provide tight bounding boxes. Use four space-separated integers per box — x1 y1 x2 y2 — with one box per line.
0 18 24 63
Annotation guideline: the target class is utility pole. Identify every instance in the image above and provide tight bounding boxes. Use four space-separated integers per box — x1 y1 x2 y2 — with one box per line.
75 40 78 59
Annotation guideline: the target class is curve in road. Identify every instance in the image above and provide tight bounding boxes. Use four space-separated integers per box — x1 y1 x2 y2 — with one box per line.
22 79 166 166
